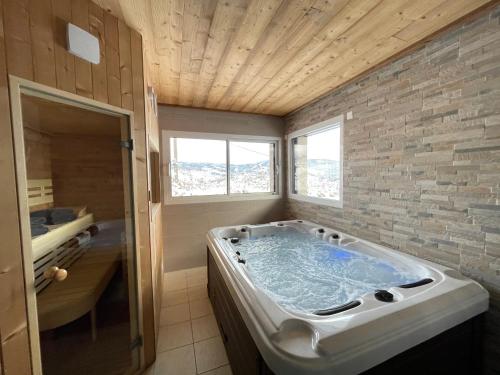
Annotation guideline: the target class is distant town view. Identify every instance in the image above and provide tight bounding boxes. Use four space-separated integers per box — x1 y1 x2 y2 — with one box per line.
171 159 340 198
300 159 341 200
171 160 272 196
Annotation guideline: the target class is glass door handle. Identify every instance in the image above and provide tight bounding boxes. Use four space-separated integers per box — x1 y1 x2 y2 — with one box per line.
43 266 68 282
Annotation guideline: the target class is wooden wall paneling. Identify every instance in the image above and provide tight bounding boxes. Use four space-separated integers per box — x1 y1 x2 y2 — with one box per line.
235 0 378 113
151 207 163 347
143 41 160 146
0 1 31 374
89 1 108 103
23 128 52 180
395 0 488 43
272 35 406 114
92 0 124 21
0 268 32 375
2 0 33 79
71 0 93 98
118 19 133 110
144 45 162 349
130 29 156 365
29 0 57 87
150 152 161 204
0 317 31 375
252 0 400 113
220 0 320 111
99 0 495 115
190 0 247 108
131 30 146 156
0 0 158 370
52 0 76 93
204 0 283 109
150 0 184 105
0 336 2 375
0 333 2 375
135 159 155 365
104 12 121 107
260 0 440 113
51 134 126 222
177 0 202 107
274 0 498 115
180 0 216 107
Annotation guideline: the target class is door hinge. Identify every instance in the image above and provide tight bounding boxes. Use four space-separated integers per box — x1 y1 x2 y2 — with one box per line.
130 335 143 350
121 139 134 150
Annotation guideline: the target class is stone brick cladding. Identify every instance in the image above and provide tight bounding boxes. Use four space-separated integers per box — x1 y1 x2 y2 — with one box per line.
284 6 500 373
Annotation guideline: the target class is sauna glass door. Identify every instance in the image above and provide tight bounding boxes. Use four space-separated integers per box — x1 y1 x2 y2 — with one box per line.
16 91 142 375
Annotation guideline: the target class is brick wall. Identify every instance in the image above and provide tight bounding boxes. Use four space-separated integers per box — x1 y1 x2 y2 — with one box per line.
284 6 500 373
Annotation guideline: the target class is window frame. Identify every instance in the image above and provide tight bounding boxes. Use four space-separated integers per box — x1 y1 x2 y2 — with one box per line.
163 130 282 205
287 114 343 208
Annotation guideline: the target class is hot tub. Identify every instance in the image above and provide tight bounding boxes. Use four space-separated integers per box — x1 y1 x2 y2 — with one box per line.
206 220 489 375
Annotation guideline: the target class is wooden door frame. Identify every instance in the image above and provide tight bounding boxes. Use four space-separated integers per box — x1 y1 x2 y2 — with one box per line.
8 75 145 375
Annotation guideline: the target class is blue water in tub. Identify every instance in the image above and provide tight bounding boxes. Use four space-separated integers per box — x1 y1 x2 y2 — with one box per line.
233 231 422 313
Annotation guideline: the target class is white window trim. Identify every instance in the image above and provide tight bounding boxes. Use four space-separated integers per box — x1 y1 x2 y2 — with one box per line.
287 114 343 208
163 130 282 205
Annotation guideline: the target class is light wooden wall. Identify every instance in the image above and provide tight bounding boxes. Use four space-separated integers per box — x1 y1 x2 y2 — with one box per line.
0 0 158 372
51 134 126 222
144 50 163 348
24 129 52 180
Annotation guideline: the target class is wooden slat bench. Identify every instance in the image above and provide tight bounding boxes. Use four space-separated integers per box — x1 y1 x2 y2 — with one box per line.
37 245 122 340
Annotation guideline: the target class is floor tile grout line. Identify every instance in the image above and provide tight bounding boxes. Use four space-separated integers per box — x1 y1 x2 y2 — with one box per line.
198 364 230 375
161 267 227 374
192 325 200 374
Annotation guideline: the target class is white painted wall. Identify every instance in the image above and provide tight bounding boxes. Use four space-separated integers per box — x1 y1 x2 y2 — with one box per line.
159 105 285 271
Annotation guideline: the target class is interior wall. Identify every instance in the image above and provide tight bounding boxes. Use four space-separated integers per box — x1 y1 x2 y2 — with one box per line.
143 50 163 345
159 105 285 271
22 127 126 222
24 128 52 180
0 0 158 371
51 134 125 221
284 6 500 373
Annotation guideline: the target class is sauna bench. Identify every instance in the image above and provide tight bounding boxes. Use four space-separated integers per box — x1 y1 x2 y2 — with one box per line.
37 245 122 339
32 213 94 260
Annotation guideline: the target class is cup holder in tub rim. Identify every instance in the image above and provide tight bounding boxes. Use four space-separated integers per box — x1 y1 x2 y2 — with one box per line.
271 319 320 358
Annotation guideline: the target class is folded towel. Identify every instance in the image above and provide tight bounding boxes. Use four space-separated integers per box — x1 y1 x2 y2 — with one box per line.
31 209 50 217
50 208 76 224
30 216 46 226
51 208 74 216
31 209 51 220
31 225 48 237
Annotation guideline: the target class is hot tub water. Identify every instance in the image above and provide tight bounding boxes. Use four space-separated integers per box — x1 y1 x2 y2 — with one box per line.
234 230 423 313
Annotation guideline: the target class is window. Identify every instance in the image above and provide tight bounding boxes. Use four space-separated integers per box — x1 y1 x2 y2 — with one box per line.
164 131 280 204
288 115 343 207
230 141 276 194
170 138 227 196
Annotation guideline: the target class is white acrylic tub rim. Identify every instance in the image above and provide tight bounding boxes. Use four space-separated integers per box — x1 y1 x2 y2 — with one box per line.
206 220 489 375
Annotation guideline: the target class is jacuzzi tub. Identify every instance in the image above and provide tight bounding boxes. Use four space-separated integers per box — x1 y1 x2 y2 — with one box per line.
206 220 489 375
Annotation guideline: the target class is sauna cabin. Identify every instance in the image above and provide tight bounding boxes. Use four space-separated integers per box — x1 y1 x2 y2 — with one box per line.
0 1 499 375
21 94 140 374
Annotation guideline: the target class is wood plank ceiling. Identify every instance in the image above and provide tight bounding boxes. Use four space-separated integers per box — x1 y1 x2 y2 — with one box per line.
93 0 494 116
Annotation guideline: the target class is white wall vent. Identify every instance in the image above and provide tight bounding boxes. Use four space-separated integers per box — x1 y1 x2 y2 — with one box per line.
67 23 100 65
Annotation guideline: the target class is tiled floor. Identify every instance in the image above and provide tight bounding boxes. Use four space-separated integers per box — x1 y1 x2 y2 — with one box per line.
146 266 232 375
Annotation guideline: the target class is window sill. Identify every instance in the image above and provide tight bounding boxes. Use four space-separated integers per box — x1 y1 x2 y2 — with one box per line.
288 193 343 208
165 193 282 205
